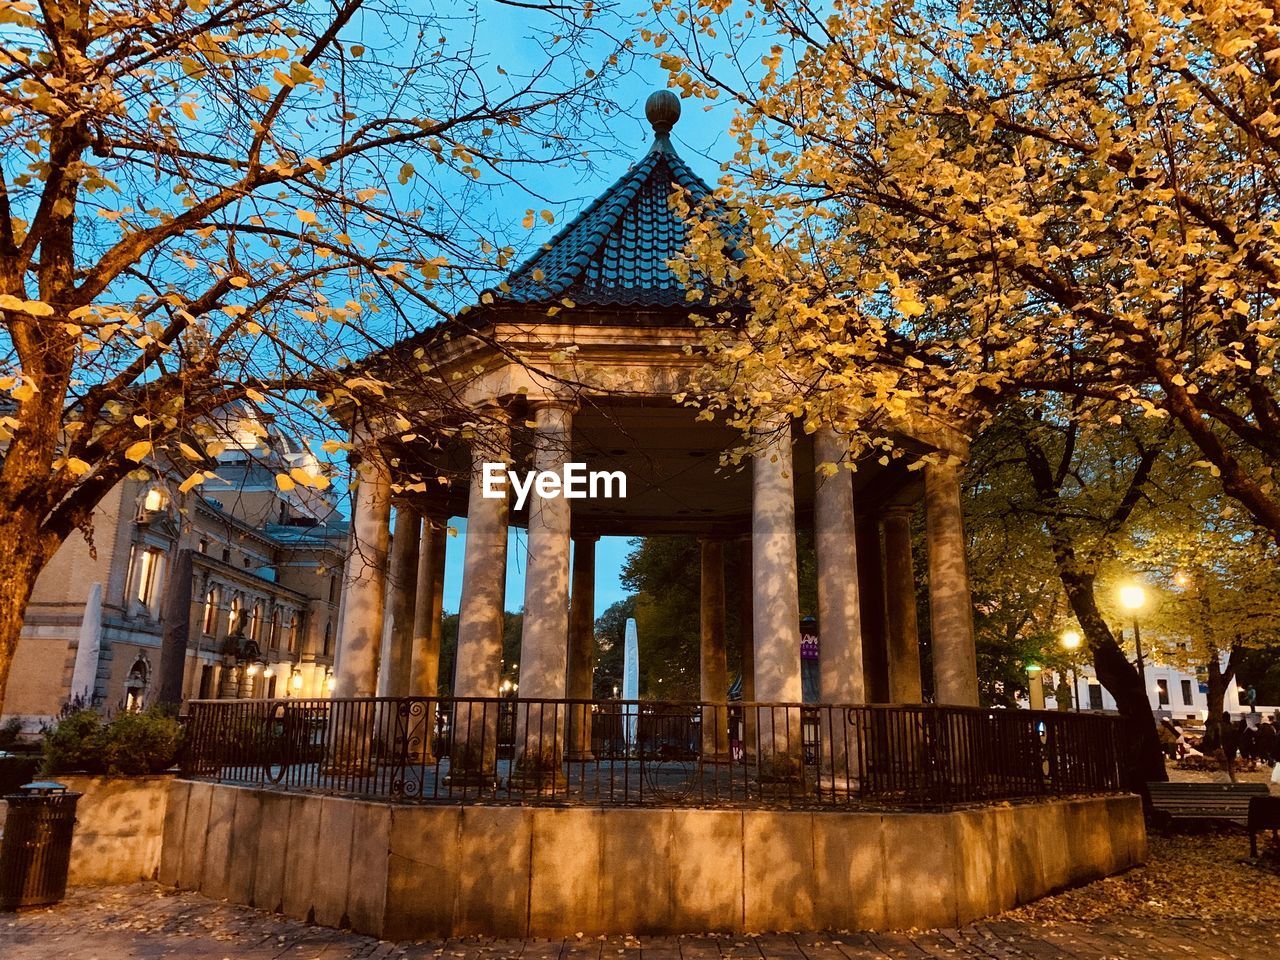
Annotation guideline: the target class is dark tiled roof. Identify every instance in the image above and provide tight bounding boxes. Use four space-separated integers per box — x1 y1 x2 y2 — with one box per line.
490 133 721 309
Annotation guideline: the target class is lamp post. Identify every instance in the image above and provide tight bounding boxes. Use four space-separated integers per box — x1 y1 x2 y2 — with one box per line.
1061 629 1083 712
1119 583 1148 699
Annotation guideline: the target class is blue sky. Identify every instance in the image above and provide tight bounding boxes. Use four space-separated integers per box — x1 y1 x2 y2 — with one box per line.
439 526 634 619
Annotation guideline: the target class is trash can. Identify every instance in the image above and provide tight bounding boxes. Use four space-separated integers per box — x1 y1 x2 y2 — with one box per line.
0 781 80 910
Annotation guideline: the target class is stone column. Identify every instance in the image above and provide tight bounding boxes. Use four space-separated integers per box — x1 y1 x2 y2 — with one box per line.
451 409 511 782
565 535 597 761
410 517 447 698
327 447 392 775
813 428 864 786
751 420 802 778
882 506 924 703
377 505 420 699
854 515 891 702
700 538 730 761
925 460 979 706
408 515 447 762
516 399 575 782
332 450 392 699
738 537 756 760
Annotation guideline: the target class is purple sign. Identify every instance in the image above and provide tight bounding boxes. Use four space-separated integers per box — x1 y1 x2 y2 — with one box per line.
800 621 819 661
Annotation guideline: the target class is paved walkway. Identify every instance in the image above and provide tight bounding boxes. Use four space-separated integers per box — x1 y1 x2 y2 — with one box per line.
1 884 1278 960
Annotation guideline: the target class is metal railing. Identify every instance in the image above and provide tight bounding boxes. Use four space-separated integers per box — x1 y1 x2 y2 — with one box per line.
179 696 1129 809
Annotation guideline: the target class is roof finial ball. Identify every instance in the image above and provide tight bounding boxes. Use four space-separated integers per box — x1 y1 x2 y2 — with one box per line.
646 89 681 135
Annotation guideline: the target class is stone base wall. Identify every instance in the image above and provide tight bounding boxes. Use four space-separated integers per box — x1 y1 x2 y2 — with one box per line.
60 774 173 885
157 781 1145 938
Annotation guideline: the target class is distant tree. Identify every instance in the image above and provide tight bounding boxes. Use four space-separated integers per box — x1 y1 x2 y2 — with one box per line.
0 0 620 714
592 597 633 699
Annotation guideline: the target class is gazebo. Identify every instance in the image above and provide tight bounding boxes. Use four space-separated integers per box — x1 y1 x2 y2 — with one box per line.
328 91 978 743
175 92 1141 941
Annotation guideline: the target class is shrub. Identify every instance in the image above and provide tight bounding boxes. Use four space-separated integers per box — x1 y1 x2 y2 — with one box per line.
41 708 107 775
0 717 23 751
102 710 183 775
42 707 183 776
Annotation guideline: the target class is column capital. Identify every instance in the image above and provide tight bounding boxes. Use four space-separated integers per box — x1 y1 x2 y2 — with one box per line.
571 532 601 544
882 504 916 521
471 399 512 423
526 394 579 414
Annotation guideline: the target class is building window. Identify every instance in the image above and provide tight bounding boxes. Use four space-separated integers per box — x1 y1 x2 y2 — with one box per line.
198 538 209 554
124 656 149 712
133 546 165 615
1181 679 1193 705
288 613 300 654
228 595 242 636
323 620 332 658
250 602 264 643
138 486 169 517
1088 682 1104 711
221 547 231 563
1157 679 1170 706
269 608 282 649
202 587 220 635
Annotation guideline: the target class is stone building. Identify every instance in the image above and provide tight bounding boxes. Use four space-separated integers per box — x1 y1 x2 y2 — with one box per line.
3 417 348 730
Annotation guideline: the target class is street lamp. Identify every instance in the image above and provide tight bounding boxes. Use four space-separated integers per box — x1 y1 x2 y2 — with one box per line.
1061 629 1083 712
1119 583 1148 694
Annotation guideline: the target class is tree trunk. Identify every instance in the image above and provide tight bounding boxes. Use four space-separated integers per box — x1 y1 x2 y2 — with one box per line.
1058 568 1167 790
1204 644 1239 751
0 513 52 719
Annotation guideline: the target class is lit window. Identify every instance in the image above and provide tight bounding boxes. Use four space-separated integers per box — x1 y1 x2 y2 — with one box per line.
228 596 242 635
134 547 165 614
269 609 282 649
202 588 220 635
288 614 301 654
142 487 168 512
251 602 264 642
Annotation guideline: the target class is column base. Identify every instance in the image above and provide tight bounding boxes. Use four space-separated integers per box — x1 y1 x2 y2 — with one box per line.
507 765 569 794
564 750 596 762
443 768 499 790
815 775 861 798
700 752 734 765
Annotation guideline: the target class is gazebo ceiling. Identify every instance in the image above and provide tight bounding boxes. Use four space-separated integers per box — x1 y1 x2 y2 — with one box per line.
399 400 925 535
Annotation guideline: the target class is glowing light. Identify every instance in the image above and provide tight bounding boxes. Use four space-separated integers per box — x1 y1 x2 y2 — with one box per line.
291 672 303 690
263 667 274 679
326 675 336 693
246 662 259 677
1119 584 1147 611
1061 629 1082 651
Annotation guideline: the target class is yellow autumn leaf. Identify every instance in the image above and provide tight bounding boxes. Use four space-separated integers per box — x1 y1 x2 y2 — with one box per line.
275 473 297 492
125 440 153 462
65 458 91 476
0 295 53 317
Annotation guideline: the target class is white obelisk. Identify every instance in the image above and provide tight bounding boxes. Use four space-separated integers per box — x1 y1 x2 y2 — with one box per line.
622 617 639 749
69 582 103 705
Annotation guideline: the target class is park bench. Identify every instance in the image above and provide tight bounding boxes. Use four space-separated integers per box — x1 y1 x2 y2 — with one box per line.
1146 780 1271 831
1249 796 1280 857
